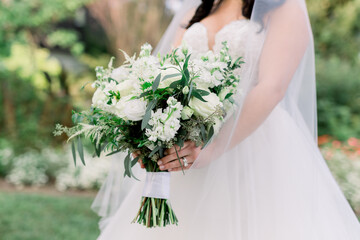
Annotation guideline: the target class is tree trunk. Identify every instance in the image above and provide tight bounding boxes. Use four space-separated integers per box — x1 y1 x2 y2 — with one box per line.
1 79 17 137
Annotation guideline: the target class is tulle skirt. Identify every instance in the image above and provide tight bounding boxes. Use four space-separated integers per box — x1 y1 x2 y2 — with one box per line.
95 105 360 240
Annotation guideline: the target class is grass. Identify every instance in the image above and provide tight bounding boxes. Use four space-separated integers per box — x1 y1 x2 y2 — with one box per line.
0 191 100 240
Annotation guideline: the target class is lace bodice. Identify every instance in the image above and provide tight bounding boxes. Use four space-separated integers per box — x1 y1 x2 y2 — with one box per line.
182 19 251 59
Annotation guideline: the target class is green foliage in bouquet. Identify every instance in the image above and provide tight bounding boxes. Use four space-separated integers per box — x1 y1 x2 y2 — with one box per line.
54 42 244 228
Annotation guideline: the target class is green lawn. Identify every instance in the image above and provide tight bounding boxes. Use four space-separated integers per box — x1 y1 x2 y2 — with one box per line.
0 192 100 240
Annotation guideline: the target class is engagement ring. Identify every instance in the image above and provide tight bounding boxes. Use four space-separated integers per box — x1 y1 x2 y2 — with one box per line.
182 157 189 167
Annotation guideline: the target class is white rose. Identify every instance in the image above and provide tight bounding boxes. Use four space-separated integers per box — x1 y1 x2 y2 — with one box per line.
181 106 194 120
92 88 108 109
111 67 129 82
189 92 223 118
111 96 147 121
159 65 181 88
122 98 147 121
116 80 135 97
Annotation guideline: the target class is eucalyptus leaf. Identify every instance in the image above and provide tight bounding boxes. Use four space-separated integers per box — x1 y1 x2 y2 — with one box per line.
183 54 191 70
131 156 140 167
176 138 184 149
106 148 122 156
159 145 164 158
152 73 161 92
149 145 160 157
192 91 207 102
124 153 131 178
162 73 181 81
71 141 77 166
139 90 152 98
187 82 194 103
200 124 206 142
168 80 182 89
127 152 139 180
184 69 190 84
224 92 234 100
77 136 85 166
196 89 210 96
202 125 215 149
141 108 152 130
94 142 101 157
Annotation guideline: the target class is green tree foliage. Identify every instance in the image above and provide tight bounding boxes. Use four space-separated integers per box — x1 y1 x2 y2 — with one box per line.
308 0 360 139
308 0 360 62
0 0 92 150
0 0 91 56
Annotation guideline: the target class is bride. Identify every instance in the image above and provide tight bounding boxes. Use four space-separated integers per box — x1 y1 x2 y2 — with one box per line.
92 0 360 239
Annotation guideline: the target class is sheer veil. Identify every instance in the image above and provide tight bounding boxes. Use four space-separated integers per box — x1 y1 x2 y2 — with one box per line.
154 0 318 167
92 0 360 238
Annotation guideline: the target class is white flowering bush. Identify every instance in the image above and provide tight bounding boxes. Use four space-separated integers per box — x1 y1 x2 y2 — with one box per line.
55 150 111 191
3 147 110 190
54 42 244 228
6 150 57 187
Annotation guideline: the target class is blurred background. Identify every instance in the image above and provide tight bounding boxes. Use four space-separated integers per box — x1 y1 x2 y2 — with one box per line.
0 0 359 239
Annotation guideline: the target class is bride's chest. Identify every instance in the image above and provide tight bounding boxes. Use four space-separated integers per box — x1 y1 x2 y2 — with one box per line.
182 20 251 59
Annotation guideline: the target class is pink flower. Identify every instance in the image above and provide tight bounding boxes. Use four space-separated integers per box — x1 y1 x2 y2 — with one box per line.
332 140 341 148
348 137 360 148
318 135 331 145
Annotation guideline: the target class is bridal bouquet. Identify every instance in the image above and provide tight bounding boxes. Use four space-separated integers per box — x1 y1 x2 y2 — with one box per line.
54 42 243 228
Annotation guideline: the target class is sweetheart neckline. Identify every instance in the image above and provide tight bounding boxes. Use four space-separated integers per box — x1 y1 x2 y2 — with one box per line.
189 19 250 51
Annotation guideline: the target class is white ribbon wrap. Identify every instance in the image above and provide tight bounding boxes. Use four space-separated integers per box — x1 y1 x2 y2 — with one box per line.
142 172 171 199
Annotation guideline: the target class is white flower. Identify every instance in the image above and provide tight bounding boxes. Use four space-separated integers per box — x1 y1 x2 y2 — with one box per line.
130 56 160 83
159 65 181 88
189 92 223 118
111 66 129 82
166 96 178 106
145 98 183 142
182 86 189 94
116 80 135 97
92 88 108 110
102 80 118 96
123 98 147 121
112 96 147 121
181 106 194 120
139 43 153 57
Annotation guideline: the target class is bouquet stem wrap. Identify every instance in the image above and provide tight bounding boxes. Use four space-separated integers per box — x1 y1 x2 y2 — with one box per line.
142 172 171 199
133 171 178 228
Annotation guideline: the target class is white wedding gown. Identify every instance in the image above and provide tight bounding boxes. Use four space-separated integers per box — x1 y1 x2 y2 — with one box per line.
95 19 360 240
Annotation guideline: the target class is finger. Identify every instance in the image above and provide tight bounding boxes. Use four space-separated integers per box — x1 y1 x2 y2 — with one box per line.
168 163 193 172
138 159 145 169
164 141 193 155
158 147 193 166
160 155 193 171
164 145 182 156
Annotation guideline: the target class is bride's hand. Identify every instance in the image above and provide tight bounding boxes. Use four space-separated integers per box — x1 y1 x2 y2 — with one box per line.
132 151 145 169
157 141 201 172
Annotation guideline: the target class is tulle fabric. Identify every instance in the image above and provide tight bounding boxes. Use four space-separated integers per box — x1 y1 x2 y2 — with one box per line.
92 0 360 239
96 105 360 239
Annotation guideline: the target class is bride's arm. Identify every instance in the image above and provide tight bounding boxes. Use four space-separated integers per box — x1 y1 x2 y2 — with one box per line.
229 1 310 147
